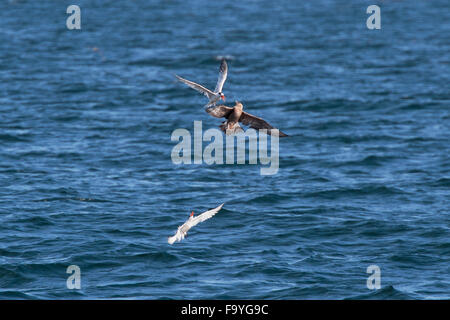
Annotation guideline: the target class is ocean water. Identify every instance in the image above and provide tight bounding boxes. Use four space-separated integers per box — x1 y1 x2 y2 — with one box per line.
0 0 449 299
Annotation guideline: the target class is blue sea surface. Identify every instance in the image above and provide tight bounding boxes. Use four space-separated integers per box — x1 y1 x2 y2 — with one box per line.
0 0 449 299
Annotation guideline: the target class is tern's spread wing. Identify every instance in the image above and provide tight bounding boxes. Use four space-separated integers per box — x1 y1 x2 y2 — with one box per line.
239 112 288 137
205 105 234 118
168 226 185 244
175 75 215 99
214 60 228 93
191 203 225 227
167 203 225 244
168 220 192 244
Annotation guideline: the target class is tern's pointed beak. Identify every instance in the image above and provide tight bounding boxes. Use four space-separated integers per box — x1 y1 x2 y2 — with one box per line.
222 95 226 101
190 211 194 217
